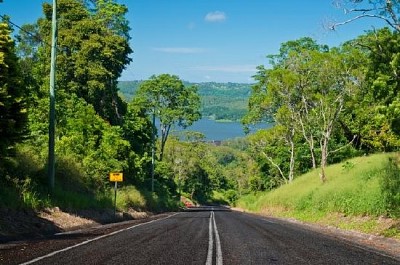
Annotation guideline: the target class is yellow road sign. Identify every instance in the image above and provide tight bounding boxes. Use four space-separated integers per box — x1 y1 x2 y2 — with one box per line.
109 172 123 182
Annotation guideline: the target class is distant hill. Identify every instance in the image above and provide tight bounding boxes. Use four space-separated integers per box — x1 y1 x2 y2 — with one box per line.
118 81 253 122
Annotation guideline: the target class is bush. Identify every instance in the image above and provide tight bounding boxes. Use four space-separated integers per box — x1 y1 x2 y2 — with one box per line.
381 155 400 217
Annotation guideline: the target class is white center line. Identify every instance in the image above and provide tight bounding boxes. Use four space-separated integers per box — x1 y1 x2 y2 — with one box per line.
205 211 223 265
206 212 214 265
213 211 223 265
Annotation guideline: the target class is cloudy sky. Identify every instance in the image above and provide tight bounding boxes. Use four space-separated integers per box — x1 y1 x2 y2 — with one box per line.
1 0 384 83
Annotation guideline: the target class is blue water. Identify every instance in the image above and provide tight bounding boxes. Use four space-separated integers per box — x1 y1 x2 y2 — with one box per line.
167 118 270 141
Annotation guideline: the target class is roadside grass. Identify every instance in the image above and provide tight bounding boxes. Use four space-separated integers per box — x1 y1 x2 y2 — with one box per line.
0 145 179 214
114 186 147 211
237 153 400 239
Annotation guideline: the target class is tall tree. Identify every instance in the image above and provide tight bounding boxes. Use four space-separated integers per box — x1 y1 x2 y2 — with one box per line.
341 29 400 151
0 21 27 158
134 74 201 161
244 38 327 182
36 0 132 125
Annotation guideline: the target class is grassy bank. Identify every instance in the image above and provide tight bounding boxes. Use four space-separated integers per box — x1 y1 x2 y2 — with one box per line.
237 153 400 239
0 144 179 214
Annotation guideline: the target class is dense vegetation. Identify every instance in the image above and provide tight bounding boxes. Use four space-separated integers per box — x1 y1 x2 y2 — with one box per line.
118 81 251 122
0 0 399 238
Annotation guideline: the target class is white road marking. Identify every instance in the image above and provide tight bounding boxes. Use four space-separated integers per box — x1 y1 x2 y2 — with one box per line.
20 213 180 265
213 211 223 265
263 219 275 224
205 211 223 265
206 212 214 265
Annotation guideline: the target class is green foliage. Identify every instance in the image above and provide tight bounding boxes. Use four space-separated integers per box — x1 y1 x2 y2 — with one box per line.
0 0 164 213
247 126 294 186
198 82 250 121
237 153 392 217
244 37 367 183
114 186 146 211
224 189 239 205
342 161 355 171
28 0 132 125
134 74 201 160
381 155 400 217
160 137 258 203
340 29 400 152
0 22 28 158
118 81 251 121
115 185 180 212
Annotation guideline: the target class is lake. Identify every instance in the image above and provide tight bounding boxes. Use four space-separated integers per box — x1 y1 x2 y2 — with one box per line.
166 118 271 141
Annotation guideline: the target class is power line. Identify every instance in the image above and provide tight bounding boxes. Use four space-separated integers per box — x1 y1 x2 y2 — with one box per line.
0 13 50 47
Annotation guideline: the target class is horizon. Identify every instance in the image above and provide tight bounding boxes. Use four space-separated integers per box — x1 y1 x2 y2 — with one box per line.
117 79 255 85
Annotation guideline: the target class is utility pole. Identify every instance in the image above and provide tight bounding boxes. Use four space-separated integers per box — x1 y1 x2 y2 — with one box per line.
48 0 57 191
151 111 155 192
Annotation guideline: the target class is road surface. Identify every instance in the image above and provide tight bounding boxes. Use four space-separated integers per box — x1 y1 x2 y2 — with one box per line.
2 206 399 265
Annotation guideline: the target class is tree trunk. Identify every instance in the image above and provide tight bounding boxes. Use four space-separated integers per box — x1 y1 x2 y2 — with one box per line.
288 128 295 183
320 136 328 183
159 124 171 161
310 146 316 169
320 155 327 183
298 115 317 169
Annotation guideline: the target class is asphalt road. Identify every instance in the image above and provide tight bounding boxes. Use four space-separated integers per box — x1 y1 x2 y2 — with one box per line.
7 207 400 265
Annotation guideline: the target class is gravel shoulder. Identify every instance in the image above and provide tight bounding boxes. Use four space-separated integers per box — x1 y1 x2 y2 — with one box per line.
232 207 400 260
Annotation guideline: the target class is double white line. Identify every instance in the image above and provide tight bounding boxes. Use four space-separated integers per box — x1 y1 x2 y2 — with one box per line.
206 211 223 265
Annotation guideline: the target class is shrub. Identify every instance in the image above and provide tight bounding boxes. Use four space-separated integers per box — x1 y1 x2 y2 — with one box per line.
381 155 400 217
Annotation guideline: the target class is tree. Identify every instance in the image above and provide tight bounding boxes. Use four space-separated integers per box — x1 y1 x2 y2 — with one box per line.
245 38 365 182
338 29 400 153
331 0 400 31
12 0 136 191
52 94 131 191
135 74 201 161
0 21 27 159
248 126 294 185
25 0 133 125
122 99 153 185
244 38 327 182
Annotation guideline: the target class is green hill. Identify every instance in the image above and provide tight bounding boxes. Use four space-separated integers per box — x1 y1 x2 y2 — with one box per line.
118 81 252 121
237 153 400 239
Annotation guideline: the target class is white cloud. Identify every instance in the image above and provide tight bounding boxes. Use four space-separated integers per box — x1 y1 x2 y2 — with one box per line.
192 65 257 73
153 47 206 54
205 11 226 22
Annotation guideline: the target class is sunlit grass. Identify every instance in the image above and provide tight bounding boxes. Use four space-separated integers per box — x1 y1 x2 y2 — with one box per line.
237 153 400 238
114 186 147 211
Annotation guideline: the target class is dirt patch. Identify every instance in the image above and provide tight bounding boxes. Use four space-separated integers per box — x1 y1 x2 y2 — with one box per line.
0 207 149 243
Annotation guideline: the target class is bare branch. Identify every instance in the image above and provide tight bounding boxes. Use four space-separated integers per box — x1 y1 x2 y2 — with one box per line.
330 13 398 31
385 0 400 29
346 8 375 13
260 150 288 183
329 135 357 154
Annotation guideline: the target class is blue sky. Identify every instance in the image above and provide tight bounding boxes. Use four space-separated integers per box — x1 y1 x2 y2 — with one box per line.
1 0 384 83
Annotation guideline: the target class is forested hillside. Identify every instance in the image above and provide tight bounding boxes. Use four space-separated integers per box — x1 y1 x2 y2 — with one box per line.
118 81 251 121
